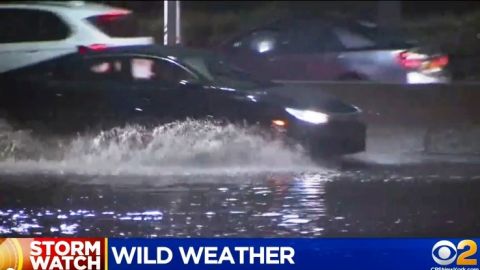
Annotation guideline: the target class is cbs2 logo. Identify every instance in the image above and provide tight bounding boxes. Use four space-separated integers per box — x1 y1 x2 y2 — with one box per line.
432 240 478 266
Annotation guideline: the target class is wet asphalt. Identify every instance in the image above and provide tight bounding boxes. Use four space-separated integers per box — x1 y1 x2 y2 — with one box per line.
1 161 479 238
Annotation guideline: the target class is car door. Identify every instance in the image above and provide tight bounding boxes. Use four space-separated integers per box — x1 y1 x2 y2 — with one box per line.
224 24 347 81
282 24 347 81
121 55 207 125
223 28 297 81
0 68 58 126
0 8 75 73
44 55 132 131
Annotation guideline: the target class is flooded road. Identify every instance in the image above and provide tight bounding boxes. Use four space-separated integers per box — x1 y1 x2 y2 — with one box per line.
1 162 479 237
0 120 479 237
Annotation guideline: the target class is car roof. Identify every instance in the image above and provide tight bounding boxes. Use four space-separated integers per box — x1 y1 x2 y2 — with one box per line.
1 1 112 10
0 1 126 17
217 13 376 47
0 45 217 77
86 45 216 60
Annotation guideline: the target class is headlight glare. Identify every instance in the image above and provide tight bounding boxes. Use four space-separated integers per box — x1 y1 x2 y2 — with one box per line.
285 108 328 124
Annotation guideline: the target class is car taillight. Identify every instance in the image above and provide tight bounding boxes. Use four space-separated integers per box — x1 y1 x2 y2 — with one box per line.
78 44 108 54
396 51 449 70
396 51 425 69
96 10 131 22
429 55 449 68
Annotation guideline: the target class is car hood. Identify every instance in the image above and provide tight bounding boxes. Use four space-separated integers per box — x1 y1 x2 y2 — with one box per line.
246 84 361 115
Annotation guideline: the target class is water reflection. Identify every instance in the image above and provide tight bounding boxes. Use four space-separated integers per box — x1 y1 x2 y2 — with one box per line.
0 171 332 236
0 208 165 235
0 164 479 237
266 173 329 235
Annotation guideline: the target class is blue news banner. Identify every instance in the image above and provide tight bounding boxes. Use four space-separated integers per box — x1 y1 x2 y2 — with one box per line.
108 238 480 270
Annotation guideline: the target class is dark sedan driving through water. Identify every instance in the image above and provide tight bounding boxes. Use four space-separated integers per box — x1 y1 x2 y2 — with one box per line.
0 45 365 156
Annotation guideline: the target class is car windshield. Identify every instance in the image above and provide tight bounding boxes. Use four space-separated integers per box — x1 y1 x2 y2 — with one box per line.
345 21 419 49
181 53 275 90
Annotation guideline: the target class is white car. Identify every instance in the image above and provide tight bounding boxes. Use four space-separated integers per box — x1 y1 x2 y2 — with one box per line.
0 1 154 73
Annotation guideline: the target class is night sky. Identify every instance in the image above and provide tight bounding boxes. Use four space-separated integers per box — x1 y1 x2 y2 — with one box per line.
181 1 480 14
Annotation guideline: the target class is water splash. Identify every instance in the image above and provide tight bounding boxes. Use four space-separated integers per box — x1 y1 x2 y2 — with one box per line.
0 119 314 176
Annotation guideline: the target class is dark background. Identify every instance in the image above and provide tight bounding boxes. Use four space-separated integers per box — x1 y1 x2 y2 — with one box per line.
94 1 480 79
103 1 480 18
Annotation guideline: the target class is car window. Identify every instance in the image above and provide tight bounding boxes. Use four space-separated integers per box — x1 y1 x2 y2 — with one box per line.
234 26 343 54
333 27 375 49
233 29 286 54
182 53 276 90
129 58 197 85
88 60 123 77
288 25 344 53
0 8 70 43
3 55 126 82
346 22 417 49
54 57 126 81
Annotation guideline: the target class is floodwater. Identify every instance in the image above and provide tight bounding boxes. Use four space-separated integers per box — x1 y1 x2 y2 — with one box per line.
0 120 479 237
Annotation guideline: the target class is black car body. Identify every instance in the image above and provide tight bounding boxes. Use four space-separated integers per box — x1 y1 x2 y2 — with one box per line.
0 45 366 156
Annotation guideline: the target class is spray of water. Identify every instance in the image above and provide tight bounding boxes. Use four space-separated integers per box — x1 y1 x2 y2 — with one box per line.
0 119 315 176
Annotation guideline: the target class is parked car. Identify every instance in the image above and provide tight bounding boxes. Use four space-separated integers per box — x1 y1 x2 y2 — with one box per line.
217 17 450 84
0 45 366 156
0 1 153 73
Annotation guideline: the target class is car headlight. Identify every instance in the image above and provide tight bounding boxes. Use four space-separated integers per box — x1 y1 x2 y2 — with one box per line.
285 108 329 124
